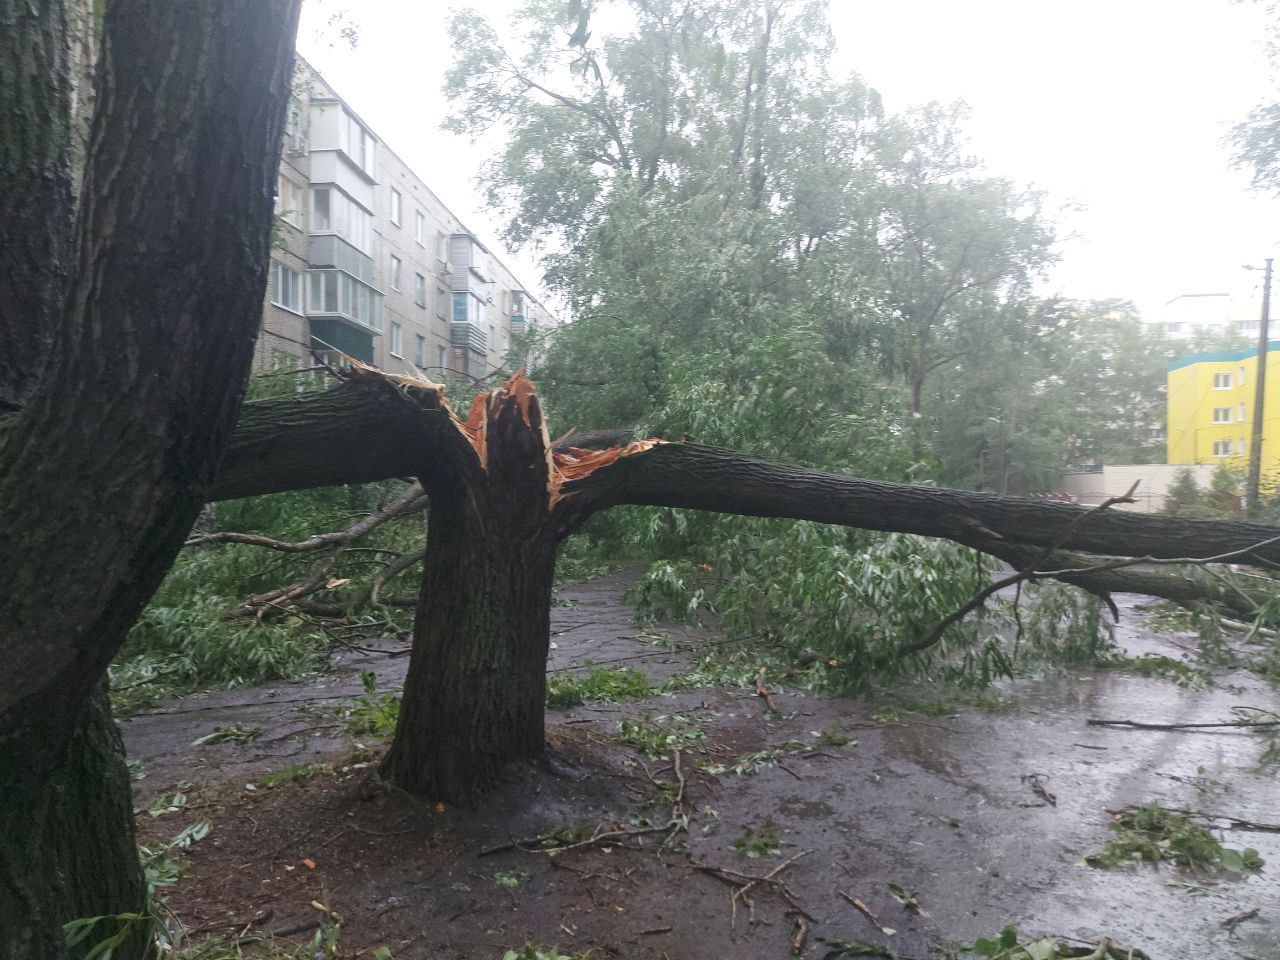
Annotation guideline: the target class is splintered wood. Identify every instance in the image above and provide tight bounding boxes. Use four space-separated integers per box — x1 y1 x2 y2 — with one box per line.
453 369 662 505
344 365 661 505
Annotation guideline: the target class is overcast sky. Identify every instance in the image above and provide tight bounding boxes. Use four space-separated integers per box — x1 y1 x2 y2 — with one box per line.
297 0 1280 321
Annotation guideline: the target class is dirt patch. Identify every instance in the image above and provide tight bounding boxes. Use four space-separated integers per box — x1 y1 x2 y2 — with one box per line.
128 582 1280 959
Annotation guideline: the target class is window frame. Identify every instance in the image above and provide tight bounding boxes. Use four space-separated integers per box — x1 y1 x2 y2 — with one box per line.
389 321 403 359
389 254 401 291
1212 406 1233 424
415 211 426 246
390 188 402 227
270 261 303 314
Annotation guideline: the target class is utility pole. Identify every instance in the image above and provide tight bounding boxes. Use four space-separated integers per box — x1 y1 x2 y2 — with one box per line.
1247 257 1273 517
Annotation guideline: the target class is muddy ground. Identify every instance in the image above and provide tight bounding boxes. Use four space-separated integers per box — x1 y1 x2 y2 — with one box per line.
124 572 1280 959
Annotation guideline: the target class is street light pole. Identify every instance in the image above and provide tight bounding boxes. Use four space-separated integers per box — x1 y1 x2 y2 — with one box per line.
1247 257 1273 517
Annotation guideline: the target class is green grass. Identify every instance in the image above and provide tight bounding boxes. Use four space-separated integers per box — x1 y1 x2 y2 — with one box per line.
258 763 316 789
341 671 400 737
546 667 654 708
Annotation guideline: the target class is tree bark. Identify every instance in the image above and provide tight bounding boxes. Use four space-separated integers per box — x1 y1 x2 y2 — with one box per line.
0 2 300 956
380 378 563 802
1 687 148 960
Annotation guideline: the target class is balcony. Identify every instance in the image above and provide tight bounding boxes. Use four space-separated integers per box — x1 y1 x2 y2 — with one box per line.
306 269 383 334
451 321 487 353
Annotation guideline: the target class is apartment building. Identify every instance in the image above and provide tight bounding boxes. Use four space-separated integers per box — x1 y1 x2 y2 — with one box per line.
1140 292 1263 341
1166 342 1280 469
256 59 549 379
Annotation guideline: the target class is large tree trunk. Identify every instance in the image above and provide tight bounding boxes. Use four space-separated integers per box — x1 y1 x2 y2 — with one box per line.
0 2 299 956
1 688 148 960
380 472 559 801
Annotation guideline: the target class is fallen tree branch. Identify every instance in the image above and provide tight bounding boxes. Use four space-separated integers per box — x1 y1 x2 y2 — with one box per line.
187 484 427 551
1086 718 1280 730
1111 805 1280 834
904 484 1140 659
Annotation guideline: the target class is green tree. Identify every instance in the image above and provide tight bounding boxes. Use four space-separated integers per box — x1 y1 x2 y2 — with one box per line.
1165 468 1205 516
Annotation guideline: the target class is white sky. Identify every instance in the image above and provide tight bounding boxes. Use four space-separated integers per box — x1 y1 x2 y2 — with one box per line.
297 0 1280 320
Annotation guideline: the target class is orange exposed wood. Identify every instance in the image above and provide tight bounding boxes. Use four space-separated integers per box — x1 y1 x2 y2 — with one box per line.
549 439 663 507
459 391 491 470
503 368 538 428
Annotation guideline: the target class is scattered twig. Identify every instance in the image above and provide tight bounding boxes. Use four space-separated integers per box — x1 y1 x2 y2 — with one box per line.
694 849 814 926
791 915 809 955
1221 907 1259 931
838 890 893 936
755 669 778 713
1021 772 1057 806
1113 805 1280 834
1087 718 1280 730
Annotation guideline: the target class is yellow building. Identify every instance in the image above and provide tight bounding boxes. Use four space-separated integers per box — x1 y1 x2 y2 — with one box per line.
1166 343 1280 475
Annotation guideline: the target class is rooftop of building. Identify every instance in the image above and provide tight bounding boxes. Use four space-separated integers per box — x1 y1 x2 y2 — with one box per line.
1168 341 1280 371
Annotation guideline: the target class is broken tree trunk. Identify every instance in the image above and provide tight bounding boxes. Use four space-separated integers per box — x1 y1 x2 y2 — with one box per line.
381 382 562 799
212 376 1280 570
202 369 1280 804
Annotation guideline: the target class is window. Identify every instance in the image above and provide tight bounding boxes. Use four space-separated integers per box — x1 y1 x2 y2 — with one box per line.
1239 366 1247 386
415 334 427 367
436 287 446 319
1240 401 1247 421
310 187 373 255
436 233 449 262
275 176 302 227
437 345 448 371
340 111 376 176
415 211 426 245
488 324 495 349
389 322 403 358
390 188 402 226
1213 372 1232 390
1212 406 1233 424
1166 322 1182 334
389 255 401 291
285 99 304 149
452 292 469 322
511 290 525 317
414 272 426 307
270 261 302 313
1213 439 1234 457
1239 437 1247 455
271 349 295 371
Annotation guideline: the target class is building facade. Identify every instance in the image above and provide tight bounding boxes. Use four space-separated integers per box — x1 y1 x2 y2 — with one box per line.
254 59 549 379
1166 343 1280 470
1141 292 1261 341
1060 464 1217 514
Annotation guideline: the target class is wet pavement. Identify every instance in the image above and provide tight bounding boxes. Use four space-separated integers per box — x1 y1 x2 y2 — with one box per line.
124 577 1280 958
